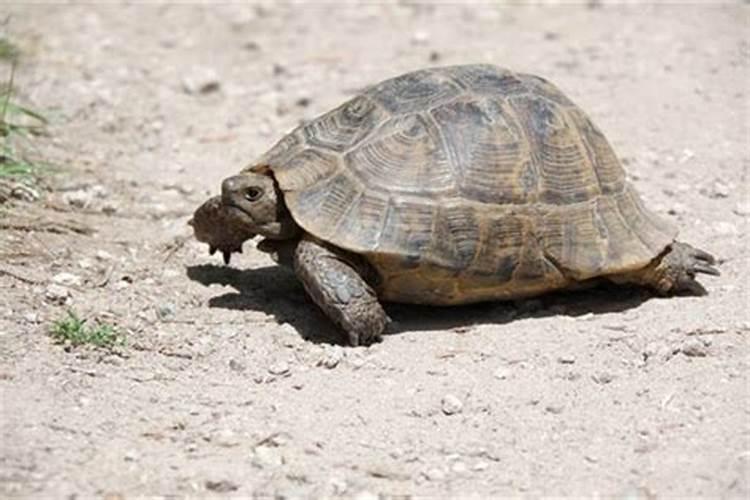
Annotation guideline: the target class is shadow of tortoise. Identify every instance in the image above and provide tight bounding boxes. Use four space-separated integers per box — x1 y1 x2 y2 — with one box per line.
187 263 655 346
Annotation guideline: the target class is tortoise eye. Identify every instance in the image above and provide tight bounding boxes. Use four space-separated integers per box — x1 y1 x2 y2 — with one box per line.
244 186 264 202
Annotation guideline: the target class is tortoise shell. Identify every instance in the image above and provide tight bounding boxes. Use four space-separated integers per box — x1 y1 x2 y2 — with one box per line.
247 64 676 305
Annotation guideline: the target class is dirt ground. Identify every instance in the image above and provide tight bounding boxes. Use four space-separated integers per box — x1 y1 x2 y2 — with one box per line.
1 3 748 498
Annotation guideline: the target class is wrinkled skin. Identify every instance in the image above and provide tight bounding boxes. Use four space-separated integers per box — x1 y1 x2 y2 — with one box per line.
190 172 388 345
189 195 256 265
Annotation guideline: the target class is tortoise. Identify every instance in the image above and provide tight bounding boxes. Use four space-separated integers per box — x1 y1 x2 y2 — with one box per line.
191 64 718 346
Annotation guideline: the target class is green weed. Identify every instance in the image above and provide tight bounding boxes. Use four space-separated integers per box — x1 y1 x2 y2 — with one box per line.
0 59 50 183
0 37 19 62
50 311 125 349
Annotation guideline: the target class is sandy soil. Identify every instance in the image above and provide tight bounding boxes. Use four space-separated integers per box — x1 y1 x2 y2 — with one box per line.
1 3 748 498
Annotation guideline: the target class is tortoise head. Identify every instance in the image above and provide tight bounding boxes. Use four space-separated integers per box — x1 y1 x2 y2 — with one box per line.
190 171 300 264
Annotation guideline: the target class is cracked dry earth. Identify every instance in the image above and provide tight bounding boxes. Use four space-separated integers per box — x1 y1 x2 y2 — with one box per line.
1 3 748 499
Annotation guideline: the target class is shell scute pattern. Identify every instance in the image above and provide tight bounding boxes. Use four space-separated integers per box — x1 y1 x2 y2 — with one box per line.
429 96 527 204
302 95 386 152
364 68 463 114
263 65 676 303
344 113 455 194
448 65 527 96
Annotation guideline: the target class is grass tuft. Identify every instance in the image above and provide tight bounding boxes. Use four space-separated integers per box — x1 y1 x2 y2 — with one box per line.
50 311 125 349
0 37 19 62
0 60 50 183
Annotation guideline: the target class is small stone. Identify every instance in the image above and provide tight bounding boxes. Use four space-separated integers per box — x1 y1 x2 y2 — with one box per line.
10 183 39 202
23 312 39 324
328 477 348 495
252 445 284 468
95 250 113 261
182 66 221 94
411 30 430 45
680 338 709 357
212 429 240 448
63 189 92 208
733 201 750 216
423 467 446 481
441 394 463 415
545 404 565 414
472 461 489 471
52 272 82 287
709 180 730 198
667 202 687 215
592 371 616 384
268 361 290 375
205 479 238 492
156 303 176 320
101 202 118 215
317 345 344 369
643 341 674 363
45 284 71 304
451 461 468 474
229 359 246 372
493 367 511 380
124 450 139 462
557 355 576 364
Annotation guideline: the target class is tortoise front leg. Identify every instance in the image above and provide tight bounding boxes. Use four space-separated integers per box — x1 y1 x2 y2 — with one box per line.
293 237 388 346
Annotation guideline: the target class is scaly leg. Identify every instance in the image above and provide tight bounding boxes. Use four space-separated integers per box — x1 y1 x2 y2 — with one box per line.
293 237 388 346
610 241 719 295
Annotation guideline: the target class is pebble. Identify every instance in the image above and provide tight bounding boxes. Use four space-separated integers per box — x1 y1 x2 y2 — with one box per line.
733 201 750 216
557 355 576 364
23 312 39 324
268 361 290 376
643 341 674 363
328 477 348 495
205 480 238 493
709 180 730 198
252 445 284 468
592 371 616 384
667 202 687 215
493 367 511 380
182 67 221 94
156 303 176 320
62 190 92 208
52 272 82 287
411 30 430 45
123 450 139 462
441 394 463 415
10 183 39 202
317 345 344 369
212 429 240 448
680 338 710 357
472 461 489 471
451 461 468 474
101 202 118 215
95 250 113 261
423 467 446 481
545 404 565 414
229 359 246 372
45 284 71 304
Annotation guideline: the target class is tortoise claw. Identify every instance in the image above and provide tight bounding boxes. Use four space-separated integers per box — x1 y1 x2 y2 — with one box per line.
222 250 232 265
209 245 217 256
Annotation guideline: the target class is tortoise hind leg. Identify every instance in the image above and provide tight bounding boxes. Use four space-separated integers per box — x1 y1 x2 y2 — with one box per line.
610 241 719 295
293 237 389 346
